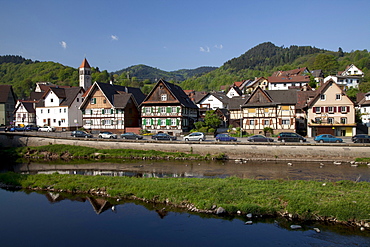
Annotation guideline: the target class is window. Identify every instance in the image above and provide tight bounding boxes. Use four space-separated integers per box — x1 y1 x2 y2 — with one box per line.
64 108 66 113
91 98 96 104
264 120 269 126
320 94 326 100
172 107 177 113
328 107 334 113
315 117 321 123
41 109 43 114
328 118 334 124
47 109 50 113
264 108 269 113
61 119 66 123
51 98 54 103
160 119 166 126
59 109 62 113
53 119 56 123
77 98 79 102
340 106 347 113
250 120 255 125
314 107 321 113
161 94 167 101
105 120 112 125
282 119 290 125
336 94 341 100
341 117 347 124
171 118 177 126
281 106 289 111
145 107 151 113
103 99 107 104
248 108 256 113
161 107 166 113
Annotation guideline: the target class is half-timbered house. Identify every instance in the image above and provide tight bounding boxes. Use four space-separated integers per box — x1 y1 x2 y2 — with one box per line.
140 79 198 135
241 87 297 134
79 81 145 133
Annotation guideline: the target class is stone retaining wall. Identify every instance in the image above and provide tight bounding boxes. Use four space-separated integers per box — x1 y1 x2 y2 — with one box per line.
0 134 369 161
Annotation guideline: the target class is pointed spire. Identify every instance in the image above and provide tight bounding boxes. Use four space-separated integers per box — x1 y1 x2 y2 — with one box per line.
80 58 91 69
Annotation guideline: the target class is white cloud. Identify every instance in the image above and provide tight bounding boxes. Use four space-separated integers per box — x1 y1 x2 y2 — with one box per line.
214 44 223 49
60 41 67 49
111 35 119 41
200 46 210 52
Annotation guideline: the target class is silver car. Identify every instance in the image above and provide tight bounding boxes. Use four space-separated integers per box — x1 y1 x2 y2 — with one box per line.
183 132 205 141
98 131 117 139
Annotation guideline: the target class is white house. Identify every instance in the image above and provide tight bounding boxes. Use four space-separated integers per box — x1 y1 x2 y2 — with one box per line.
226 86 242 98
14 100 37 127
35 87 85 130
357 92 370 125
323 64 364 90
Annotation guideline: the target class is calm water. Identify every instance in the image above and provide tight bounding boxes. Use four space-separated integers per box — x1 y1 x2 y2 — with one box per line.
8 159 370 182
1 188 370 247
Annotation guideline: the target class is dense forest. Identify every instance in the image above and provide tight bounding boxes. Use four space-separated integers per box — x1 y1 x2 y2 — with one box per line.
180 42 370 92
1 42 370 99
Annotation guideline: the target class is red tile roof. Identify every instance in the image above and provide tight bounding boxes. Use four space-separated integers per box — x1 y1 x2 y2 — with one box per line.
79 58 91 69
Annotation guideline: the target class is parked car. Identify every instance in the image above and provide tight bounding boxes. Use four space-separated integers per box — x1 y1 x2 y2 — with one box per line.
9 126 26 132
151 133 177 141
247 134 274 142
25 125 39 131
71 130 93 138
121 132 143 140
215 133 237 142
183 132 205 141
38 126 56 132
98 131 117 139
352 134 370 143
277 132 306 142
314 134 343 143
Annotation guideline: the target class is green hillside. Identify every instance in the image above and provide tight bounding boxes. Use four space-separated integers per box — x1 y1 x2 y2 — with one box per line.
180 42 370 92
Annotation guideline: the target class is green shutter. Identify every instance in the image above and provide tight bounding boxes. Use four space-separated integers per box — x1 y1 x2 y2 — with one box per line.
93 98 96 104
142 107 145 113
143 119 146 125
82 110 85 114
151 119 153 125
157 119 161 125
176 119 179 126
166 107 171 113
90 109 93 114
116 109 118 114
157 107 160 113
166 119 170 125
177 107 180 113
111 109 114 114
102 109 105 114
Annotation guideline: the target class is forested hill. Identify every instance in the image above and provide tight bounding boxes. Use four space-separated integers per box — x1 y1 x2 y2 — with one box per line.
179 42 370 92
113 65 217 82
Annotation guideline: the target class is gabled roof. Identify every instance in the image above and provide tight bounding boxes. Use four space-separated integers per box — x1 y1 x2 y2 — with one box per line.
268 75 310 83
113 93 137 108
37 86 84 108
0 85 16 103
228 86 242 96
80 82 145 109
357 92 370 106
296 91 317 110
14 101 36 114
243 87 297 107
228 96 249 110
272 67 309 77
29 92 45 101
307 79 349 108
80 58 91 69
141 79 197 108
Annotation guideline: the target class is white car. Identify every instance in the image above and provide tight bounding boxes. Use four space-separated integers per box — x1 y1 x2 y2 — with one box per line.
183 132 205 141
98 131 117 139
38 126 55 132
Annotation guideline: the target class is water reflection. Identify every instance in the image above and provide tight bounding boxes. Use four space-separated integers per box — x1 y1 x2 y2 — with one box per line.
10 160 370 182
1 188 370 247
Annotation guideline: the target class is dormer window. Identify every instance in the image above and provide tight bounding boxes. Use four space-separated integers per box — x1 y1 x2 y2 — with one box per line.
320 94 326 101
336 94 341 100
161 94 167 101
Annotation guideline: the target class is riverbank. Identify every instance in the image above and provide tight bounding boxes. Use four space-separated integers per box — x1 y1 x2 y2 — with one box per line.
1 133 370 161
0 172 369 229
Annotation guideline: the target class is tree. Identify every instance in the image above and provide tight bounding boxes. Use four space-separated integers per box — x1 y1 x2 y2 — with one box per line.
204 110 221 129
313 54 339 75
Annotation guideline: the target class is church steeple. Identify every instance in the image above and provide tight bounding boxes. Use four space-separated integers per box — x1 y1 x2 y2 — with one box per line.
79 58 91 90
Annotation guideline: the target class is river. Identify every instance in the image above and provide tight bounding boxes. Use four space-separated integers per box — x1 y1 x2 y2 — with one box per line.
7 159 370 182
1 188 370 246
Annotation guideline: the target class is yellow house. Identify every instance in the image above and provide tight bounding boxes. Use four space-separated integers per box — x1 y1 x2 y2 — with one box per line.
307 79 356 137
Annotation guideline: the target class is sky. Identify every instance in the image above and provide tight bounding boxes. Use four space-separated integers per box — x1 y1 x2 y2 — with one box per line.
1 0 369 72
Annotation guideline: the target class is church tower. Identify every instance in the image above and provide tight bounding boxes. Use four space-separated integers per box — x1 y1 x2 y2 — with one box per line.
79 58 91 90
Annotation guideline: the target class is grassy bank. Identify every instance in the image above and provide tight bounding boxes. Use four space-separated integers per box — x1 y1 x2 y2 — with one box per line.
1 172 369 225
0 144 225 162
